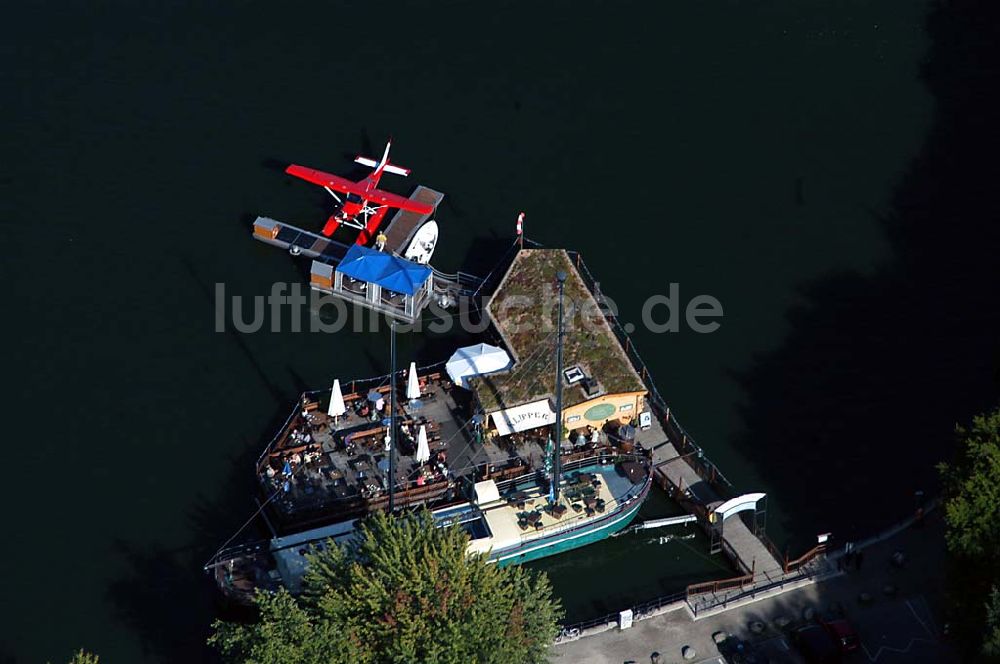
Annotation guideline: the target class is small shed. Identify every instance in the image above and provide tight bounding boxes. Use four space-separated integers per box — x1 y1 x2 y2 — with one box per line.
319 245 433 322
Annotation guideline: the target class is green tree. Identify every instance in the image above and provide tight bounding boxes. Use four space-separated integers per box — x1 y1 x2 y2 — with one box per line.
940 406 1000 661
210 511 563 664
939 407 1000 558
66 651 99 664
985 586 1000 658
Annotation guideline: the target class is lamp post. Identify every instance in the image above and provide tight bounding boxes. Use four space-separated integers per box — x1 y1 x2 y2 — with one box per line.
551 271 566 503
388 319 397 513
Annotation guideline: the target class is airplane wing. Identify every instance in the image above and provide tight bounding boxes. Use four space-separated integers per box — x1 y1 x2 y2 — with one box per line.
285 165 360 195
365 187 435 214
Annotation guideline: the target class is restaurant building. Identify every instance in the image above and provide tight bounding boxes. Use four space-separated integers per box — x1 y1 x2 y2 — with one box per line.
468 249 647 444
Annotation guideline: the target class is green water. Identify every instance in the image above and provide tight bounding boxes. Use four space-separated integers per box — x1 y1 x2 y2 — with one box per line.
7 1 996 661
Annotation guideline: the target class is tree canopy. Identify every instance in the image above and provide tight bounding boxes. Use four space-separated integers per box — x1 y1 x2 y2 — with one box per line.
939 407 1000 559
210 511 563 664
939 406 1000 660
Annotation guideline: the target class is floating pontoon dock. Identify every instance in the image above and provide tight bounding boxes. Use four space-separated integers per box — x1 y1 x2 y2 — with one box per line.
381 186 443 255
251 186 484 322
252 217 351 263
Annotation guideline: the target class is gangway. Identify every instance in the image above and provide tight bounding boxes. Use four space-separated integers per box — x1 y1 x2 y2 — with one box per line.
612 513 697 536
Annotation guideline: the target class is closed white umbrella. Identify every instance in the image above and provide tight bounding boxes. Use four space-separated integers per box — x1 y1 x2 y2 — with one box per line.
328 379 346 418
415 425 430 463
406 362 421 401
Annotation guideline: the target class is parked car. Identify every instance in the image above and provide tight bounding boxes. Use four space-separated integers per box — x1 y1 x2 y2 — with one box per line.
717 635 770 664
819 618 860 653
791 624 841 663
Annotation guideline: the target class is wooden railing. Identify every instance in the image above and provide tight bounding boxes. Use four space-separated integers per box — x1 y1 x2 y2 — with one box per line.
785 543 827 573
686 572 755 597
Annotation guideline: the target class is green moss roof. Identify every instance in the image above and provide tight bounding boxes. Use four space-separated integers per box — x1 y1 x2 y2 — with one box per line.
470 249 645 412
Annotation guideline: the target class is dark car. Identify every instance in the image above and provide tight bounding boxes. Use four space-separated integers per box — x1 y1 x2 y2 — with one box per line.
791 624 841 664
717 636 771 664
820 618 860 653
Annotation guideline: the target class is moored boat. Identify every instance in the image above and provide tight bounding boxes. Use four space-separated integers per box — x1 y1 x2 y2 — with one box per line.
207 248 657 601
402 219 438 264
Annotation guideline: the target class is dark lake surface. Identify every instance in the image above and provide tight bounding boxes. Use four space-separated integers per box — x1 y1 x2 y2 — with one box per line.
3 1 998 661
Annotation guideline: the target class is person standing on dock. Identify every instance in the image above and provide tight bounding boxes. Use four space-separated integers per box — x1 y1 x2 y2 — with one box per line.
375 231 387 251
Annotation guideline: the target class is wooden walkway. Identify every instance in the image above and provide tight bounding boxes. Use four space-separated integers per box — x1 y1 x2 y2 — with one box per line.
381 186 443 254
637 418 782 576
252 216 352 263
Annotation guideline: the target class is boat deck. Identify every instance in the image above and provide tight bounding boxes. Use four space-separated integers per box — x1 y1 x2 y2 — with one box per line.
261 381 461 524
260 375 583 529
470 466 630 556
381 186 443 254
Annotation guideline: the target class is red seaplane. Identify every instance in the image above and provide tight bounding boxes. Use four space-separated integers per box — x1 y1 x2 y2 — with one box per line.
285 140 434 244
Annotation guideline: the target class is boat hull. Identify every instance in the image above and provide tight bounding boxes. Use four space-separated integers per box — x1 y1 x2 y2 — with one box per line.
403 219 438 264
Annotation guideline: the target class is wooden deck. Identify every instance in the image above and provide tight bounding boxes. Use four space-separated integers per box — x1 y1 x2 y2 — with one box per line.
637 416 782 576
252 216 352 262
381 186 443 254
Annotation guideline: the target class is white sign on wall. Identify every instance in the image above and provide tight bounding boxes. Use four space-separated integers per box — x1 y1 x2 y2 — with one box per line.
490 399 557 436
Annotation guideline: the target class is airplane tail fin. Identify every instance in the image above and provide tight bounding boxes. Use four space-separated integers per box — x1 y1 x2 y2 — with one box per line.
355 140 411 176
354 156 411 177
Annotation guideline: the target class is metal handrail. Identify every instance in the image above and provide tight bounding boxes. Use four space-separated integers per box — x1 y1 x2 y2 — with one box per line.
563 247 734 493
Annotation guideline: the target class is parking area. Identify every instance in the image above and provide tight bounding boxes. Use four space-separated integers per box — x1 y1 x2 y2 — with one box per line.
554 512 958 664
694 595 947 664
850 596 945 663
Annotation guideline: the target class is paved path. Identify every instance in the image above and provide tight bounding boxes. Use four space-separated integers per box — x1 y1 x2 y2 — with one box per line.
552 511 956 664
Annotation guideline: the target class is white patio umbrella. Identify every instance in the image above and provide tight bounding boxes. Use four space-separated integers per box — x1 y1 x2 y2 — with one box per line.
415 425 431 463
406 361 421 401
328 379 346 418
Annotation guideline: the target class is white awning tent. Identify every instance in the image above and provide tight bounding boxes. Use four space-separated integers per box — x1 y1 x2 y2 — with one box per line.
446 343 513 389
490 399 557 436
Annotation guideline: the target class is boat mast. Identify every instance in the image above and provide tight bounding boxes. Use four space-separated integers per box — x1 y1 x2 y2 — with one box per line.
552 271 566 503
388 319 397 513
